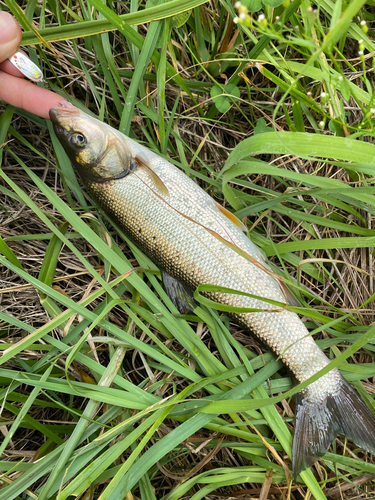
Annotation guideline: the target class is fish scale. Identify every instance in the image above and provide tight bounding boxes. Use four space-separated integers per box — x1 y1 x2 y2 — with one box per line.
50 102 375 478
87 166 340 401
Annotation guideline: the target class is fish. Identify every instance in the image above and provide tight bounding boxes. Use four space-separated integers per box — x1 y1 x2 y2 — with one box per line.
49 101 375 478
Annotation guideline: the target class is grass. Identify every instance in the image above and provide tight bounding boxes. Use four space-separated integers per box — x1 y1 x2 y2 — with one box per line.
1 0 375 499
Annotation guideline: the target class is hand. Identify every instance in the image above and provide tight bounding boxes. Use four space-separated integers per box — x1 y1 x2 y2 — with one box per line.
0 11 63 119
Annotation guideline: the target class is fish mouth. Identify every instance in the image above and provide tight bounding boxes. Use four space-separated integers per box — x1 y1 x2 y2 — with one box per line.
49 101 81 125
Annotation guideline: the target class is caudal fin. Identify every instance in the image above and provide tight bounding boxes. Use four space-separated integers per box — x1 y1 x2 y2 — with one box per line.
293 378 375 478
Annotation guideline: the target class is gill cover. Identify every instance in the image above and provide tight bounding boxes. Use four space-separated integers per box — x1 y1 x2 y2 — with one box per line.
49 103 133 181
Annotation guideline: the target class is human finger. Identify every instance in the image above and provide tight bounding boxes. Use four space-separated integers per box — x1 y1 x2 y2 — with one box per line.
0 11 22 65
0 70 64 119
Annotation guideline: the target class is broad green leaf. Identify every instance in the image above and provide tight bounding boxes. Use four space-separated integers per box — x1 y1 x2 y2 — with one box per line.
241 0 262 12
262 0 284 7
224 131 375 171
210 84 240 113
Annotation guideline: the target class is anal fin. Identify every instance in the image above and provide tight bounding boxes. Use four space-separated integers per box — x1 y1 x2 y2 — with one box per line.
161 270 196 315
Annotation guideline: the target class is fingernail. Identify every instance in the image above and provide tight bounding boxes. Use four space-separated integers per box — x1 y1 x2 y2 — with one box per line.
0 11 19 42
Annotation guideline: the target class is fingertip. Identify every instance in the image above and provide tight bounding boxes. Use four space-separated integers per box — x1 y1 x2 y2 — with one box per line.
0 59 23 77
0 71 64 119
0 12 22 61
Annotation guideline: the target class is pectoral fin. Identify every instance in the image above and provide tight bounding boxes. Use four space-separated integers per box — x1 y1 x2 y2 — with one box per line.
213 200 247 232
161 270 196 315
135 155 169 197
278 281 300 307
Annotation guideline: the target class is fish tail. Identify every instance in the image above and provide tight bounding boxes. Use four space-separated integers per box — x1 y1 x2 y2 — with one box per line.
292 377 375 478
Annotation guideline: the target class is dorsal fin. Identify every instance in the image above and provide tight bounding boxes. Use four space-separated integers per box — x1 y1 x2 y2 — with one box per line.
135 155 169 197
213 200 247 232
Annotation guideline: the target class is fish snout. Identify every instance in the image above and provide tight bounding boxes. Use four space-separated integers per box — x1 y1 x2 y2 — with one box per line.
49 101 81 126
49 107 61 127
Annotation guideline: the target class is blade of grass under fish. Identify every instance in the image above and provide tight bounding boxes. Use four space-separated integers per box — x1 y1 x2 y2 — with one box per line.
0 363 58 457
3 400 64 445
201 310 248 378
38 221 69 287
87 380 198 500
56 409 165 499
37 344 128 500
0 308 160 407
98 360 325 500
0 406 122 500
0 270 131 366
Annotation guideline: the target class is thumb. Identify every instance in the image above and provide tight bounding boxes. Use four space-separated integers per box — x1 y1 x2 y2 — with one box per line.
0 11 22 63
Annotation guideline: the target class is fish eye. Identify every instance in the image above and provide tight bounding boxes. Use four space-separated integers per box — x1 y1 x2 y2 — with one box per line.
69 132 86 148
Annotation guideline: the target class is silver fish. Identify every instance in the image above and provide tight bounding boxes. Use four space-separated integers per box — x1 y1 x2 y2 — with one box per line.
50 102 375 478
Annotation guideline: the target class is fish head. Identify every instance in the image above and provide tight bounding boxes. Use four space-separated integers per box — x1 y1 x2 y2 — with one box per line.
49 102 132 182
